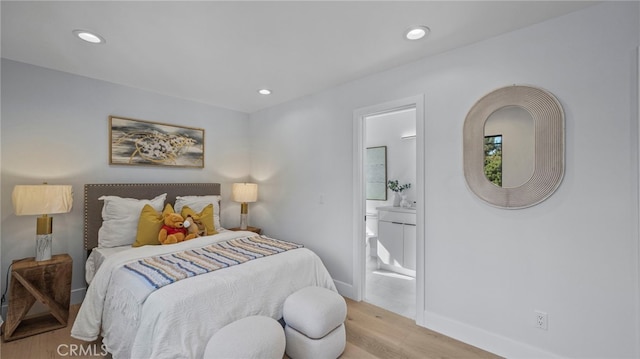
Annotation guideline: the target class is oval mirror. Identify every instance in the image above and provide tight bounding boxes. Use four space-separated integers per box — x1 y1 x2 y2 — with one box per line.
464 85 564 209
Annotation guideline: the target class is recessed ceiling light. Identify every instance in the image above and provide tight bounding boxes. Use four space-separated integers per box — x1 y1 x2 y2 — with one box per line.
258 89 272 95
73 29 105 44
405 26 430 41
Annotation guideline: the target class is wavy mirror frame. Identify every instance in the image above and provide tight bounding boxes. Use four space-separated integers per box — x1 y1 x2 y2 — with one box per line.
463 85 565 209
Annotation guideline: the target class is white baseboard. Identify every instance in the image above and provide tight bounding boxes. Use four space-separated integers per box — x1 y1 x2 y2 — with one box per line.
423 310 565 359
71 287 86 305
333 279 357 300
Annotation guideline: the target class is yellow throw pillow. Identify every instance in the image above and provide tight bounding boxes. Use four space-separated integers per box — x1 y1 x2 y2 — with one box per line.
133 203 175 247
181 204 217 236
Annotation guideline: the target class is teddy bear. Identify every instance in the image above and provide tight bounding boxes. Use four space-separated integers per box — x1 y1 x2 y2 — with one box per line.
158 213 197 245
184 214 206 238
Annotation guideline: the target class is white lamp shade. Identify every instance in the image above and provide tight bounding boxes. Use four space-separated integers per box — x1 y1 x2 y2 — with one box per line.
12 185 73 215
232 183 258 203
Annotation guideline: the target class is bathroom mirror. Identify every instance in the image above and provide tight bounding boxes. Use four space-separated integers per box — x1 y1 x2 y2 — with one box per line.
464 85 564 209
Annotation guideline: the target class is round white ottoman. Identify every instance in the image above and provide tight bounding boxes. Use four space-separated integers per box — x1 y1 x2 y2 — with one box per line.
283 286 347 359
203 316 285 359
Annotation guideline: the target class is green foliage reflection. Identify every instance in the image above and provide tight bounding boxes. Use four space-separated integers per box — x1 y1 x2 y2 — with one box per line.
484 135 502 187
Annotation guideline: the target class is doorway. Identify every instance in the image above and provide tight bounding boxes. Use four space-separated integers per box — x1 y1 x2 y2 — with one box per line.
364 108 416 318
352 95 425 326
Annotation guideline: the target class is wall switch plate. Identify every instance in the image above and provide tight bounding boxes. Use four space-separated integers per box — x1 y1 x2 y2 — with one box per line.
535 310 548 330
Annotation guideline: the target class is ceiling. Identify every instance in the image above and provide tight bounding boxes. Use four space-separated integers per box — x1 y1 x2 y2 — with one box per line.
1 1 598 114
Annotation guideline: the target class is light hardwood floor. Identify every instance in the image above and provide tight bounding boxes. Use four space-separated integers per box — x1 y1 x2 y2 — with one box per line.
343 298 501 359
1 299 501 359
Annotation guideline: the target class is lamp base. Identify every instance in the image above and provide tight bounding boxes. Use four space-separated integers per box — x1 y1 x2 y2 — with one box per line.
239 213 248 230
35 234 52 261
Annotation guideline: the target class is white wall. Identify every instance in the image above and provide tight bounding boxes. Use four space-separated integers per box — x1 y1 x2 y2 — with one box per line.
249 3 639 358
0 59 251 311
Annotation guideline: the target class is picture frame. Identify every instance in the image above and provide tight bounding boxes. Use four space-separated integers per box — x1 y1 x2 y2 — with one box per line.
109 116 205 168
366 146 387 200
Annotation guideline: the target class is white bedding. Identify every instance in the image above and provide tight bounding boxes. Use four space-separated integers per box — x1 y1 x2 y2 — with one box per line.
72 230 336 359
85 246 131 284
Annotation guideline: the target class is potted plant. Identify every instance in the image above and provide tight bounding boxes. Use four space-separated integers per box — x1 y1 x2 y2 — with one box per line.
387 180 411 207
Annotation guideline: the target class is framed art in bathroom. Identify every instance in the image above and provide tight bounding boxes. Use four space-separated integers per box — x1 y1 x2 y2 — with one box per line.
366 146 387 200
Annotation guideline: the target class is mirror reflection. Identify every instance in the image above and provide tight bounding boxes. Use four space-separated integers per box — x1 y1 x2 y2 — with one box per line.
483 134 502 187
483 106 534 188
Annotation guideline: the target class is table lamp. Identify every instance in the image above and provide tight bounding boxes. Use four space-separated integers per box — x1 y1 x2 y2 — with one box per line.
12 184 73 261
232 183 257 230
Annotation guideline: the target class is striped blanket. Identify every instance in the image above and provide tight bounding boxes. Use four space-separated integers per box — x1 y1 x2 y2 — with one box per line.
124 235 303 289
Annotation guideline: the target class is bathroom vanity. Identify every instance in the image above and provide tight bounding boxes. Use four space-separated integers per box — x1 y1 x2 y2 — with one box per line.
376 206 416 277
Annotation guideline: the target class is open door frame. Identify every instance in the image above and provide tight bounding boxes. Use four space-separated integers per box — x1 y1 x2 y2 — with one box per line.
352 94 425 326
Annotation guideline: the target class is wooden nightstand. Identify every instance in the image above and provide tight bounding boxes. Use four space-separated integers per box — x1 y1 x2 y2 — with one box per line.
229 226 262 235
4 254 72 341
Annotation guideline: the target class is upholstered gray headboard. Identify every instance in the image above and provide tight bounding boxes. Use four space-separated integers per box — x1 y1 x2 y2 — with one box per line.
84 183 221 250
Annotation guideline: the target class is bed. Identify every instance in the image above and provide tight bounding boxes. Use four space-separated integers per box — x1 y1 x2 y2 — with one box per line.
71 183 336 359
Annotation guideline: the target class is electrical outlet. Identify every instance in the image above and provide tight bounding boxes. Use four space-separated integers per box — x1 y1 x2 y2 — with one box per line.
534 311 548 330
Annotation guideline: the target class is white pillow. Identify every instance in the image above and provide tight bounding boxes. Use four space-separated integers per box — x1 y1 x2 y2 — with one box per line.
174 195 221 230
97 193 166 248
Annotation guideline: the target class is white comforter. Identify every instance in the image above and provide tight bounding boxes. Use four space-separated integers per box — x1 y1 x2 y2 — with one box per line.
71 231 337 359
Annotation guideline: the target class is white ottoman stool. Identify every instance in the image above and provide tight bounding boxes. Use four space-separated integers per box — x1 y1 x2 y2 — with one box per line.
283 286 347 359
203 316 285 359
